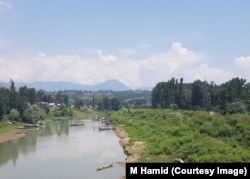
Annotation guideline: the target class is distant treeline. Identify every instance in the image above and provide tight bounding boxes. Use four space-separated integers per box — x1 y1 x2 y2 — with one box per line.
0 79 123 122
0 79 69 122
1 77 250 122
151 77 250 114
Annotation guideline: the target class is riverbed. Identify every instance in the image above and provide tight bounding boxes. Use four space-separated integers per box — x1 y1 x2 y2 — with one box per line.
0 117 127 179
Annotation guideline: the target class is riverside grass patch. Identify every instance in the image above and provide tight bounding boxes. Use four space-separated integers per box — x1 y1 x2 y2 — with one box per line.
0 122 21 135
109 108 250 163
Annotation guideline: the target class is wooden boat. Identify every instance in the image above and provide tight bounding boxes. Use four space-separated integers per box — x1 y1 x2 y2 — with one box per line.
96 163 113 171
70 123 84 127
98 126 115 131
23 123 39 128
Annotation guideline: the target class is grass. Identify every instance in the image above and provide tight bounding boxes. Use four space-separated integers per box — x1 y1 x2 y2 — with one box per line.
109 108 250 163
0 121 21 135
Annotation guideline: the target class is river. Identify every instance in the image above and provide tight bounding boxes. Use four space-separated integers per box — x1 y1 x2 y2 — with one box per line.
0 117 126 179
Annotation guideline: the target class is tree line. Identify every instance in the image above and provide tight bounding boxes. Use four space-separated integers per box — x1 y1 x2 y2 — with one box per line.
2 76 249 123
0 79 122 123
0 79 69 123
151 77 250 114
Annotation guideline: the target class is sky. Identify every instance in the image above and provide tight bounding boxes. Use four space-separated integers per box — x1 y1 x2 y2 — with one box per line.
0 0 250 89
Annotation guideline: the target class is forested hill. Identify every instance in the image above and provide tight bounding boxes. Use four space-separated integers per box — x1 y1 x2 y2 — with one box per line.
151 77 250 114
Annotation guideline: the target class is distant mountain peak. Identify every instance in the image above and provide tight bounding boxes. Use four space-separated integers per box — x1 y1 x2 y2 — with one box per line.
3 79 131 91
97 79 130 91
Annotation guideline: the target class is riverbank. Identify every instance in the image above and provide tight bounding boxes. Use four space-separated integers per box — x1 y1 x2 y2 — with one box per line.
114 125 145 179
0 127 28 143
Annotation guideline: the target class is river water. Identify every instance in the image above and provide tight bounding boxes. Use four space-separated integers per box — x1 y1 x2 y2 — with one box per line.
0 117 126 179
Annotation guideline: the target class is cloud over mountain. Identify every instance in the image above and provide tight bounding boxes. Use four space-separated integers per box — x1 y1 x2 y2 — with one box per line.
0 42 246 88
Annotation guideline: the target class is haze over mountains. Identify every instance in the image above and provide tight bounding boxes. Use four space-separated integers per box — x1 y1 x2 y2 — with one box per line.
0 79 153 91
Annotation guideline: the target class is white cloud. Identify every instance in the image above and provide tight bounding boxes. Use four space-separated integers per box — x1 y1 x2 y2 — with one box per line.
137 42 204 86
183 64 235 84
0 42 243 88
97 50 117 64
37 52 47 58
235 56 250 69
234 56 250 81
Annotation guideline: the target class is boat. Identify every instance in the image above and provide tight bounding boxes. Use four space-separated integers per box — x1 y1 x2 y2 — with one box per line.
98 126 115 131
96 163 113 171
23 123 40 128
70 123 84 127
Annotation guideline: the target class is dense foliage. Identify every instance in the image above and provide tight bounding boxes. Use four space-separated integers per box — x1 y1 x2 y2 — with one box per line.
0 79 125 123
0 79 73 123
54 89 151 109
109 108 250 162
151 77 250 114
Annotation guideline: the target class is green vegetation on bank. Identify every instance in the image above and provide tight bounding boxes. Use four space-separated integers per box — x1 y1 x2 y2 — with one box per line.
0 122 21 135
0 79 121 124
151 77 250 114
109 108 250 163
0 107 101 135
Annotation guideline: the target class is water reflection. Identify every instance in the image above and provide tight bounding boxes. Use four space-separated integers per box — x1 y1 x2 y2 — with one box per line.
0 117 126 179
0 119 69 167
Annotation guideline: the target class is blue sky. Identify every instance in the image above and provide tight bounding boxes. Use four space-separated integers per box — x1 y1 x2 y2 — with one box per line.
0 0 250 88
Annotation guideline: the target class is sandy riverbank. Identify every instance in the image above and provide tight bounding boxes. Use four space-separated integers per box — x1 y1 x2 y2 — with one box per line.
0 127 30 144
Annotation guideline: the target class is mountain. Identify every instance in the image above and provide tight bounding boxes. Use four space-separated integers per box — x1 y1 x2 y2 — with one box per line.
6 79 131 91
95 79 130 91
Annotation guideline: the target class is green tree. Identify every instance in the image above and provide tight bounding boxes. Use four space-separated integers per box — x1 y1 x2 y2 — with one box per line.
23 103 42 123
191 80 211 109
111 97 120 111
219 88 229 113
28 88 36 104
8 108 20 121
63 95 69 107
9 79 17 110
222 77 246 103
0 88 8 120
103 96 111 110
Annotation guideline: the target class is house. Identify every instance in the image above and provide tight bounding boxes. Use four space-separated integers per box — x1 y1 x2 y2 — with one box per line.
48 103 59 111
39 102 59 111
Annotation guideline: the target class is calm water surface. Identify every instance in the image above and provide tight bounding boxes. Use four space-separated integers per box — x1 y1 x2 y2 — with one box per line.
0 117 126 179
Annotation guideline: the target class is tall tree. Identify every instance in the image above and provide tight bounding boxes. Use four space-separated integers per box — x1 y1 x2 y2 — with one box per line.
23 103 42 123
191 80 211 109
9 78 17 110
179 78 183 109
111 97 120 111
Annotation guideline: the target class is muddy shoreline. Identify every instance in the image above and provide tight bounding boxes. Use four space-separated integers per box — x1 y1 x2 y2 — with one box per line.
0 127 31 144
114 125 145 165
113 125 145 179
